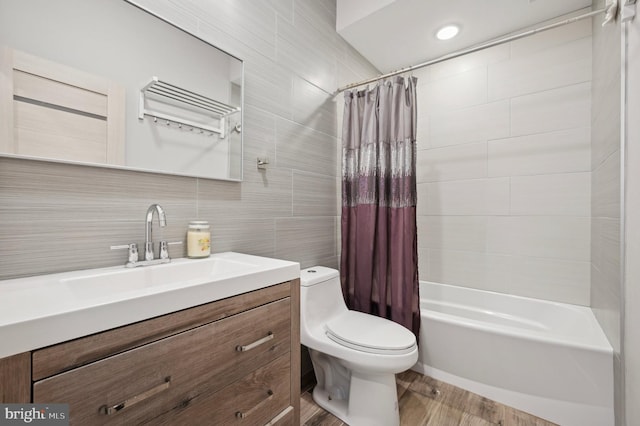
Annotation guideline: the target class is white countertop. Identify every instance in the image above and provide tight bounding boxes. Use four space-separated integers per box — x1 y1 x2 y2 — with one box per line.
0 252 299 359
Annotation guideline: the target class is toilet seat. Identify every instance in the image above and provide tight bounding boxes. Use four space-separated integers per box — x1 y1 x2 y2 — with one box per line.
324 311 416 355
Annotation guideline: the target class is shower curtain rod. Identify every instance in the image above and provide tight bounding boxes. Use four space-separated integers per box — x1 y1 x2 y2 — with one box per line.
336 7 608 93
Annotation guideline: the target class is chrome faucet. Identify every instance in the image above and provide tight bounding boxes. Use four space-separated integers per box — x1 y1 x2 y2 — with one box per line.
111 204 182 267
145 203 166 261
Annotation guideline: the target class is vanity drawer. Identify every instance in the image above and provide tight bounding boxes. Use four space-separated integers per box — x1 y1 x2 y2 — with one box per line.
33 297 291 425
150 354 291 425
32 282 291 380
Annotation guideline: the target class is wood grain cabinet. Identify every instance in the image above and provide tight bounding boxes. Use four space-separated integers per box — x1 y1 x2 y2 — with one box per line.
0 280 300 425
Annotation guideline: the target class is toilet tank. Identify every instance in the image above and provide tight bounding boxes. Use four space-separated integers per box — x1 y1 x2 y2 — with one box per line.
300 267 348 330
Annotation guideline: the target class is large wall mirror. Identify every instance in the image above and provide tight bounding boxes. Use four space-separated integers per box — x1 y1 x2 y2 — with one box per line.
0 0 243 181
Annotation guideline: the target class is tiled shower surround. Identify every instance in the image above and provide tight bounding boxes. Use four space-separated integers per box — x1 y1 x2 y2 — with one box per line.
0 0 378 280
415 17 594 306
591 0 623 423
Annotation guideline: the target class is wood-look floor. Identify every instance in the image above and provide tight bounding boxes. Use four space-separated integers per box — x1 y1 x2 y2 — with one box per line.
301 370 558 426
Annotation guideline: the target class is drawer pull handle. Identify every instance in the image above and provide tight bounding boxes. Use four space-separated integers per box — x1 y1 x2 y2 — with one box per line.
102 376 171 415
235 389 274 419
236 332 273 352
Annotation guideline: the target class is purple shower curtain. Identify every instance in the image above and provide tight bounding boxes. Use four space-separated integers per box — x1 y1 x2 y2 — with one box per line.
340 76 420 339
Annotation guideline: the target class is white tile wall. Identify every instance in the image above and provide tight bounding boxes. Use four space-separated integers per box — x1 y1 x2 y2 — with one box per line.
589 1 626 421
424 249 511 294
509 15 592 57
487 216 590 261
417 216 488 252
419 67 488 115
429 44 510 80
417 141 487 183
417 19 592 305
592 150 621 219
418 177 510 216
429 100 510 148
489 37 592 101
624 6 640 423
510 82 592 137
416 112 430 150
507 256 590 304
510 172 591 216
488 127 591 177
588 1 629 423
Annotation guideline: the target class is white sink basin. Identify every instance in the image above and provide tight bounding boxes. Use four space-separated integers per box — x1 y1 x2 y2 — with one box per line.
0 252 299 358
61 254 263 297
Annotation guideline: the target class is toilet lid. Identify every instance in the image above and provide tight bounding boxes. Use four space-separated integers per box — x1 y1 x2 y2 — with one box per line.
324 311 417 355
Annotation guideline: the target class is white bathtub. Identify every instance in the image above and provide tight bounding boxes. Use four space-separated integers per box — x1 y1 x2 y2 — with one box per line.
412 281 614 426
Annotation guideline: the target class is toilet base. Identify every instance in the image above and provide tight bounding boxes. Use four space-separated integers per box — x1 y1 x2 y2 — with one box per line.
312 369 400 426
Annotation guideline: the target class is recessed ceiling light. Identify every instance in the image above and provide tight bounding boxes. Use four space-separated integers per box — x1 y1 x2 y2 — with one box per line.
436 25 460 41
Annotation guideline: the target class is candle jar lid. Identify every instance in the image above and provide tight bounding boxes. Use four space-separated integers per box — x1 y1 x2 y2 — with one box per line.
188 220 210 230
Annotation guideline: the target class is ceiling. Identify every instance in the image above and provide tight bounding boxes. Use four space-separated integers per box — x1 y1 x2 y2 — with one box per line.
337 0 593 74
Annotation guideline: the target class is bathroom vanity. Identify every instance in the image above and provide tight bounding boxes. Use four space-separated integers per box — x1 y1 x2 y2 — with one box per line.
0 253 300 425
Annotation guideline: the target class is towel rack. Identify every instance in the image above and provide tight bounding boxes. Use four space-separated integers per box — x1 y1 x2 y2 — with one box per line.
138 76 240 138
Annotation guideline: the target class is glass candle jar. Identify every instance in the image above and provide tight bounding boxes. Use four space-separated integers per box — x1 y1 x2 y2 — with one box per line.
187 220 211 258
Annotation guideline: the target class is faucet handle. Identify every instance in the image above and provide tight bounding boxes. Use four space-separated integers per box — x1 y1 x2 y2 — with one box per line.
144 242 154 261
111 243 139 264
159 241 168 260
159 240 182 260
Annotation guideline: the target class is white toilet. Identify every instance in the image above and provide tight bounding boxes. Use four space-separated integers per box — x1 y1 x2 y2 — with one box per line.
300 266 418 426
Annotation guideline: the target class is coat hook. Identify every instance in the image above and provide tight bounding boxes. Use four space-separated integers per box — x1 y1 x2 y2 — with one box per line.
153 117 158 123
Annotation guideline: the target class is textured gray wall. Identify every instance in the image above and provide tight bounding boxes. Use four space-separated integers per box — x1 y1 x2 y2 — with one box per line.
0 0 378 280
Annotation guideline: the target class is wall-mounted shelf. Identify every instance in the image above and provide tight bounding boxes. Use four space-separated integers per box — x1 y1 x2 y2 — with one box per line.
138 77 240 137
